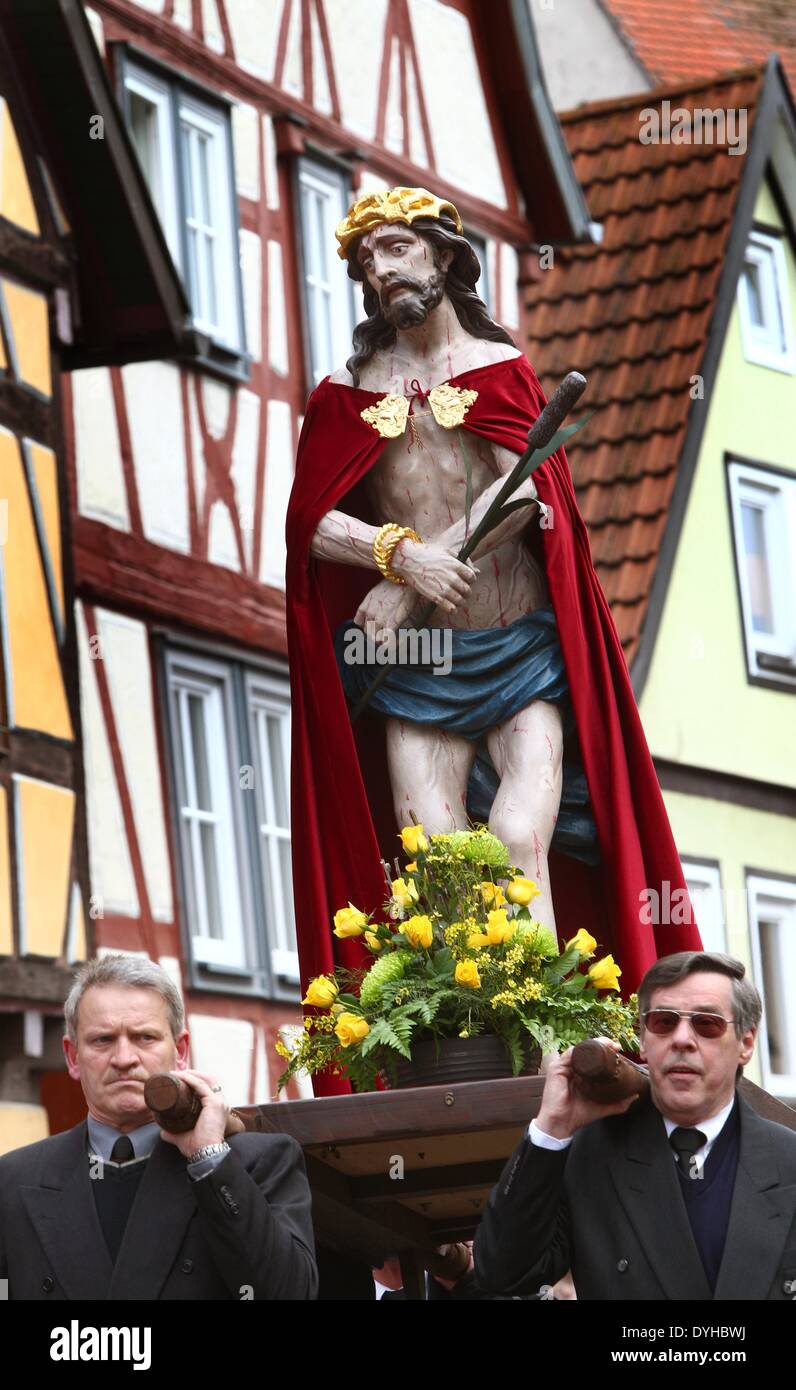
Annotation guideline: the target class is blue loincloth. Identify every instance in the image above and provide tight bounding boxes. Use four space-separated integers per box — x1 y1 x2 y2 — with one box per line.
334 606 600 865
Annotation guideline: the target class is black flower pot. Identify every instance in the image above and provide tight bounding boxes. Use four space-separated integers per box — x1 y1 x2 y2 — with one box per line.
391 1034 541 1088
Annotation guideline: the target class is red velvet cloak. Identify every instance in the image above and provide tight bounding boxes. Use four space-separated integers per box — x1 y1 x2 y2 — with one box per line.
285 355 701 1095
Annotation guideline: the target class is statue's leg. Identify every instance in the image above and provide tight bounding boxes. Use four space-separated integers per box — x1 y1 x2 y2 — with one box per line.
485 700 563 932
386 717 477 837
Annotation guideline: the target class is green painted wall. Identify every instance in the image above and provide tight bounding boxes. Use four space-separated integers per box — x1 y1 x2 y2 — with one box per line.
640 178 796 788
660 790 796 1089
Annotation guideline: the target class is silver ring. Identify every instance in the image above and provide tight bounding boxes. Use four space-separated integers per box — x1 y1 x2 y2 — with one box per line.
211 1085 222 1093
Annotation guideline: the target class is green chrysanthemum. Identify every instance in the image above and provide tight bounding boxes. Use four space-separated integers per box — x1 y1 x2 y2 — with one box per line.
518 923 559 957
445 828 511 869
359 949 414 1013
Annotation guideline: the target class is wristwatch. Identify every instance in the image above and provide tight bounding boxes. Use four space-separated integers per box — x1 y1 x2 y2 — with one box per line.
187 1141 230 1165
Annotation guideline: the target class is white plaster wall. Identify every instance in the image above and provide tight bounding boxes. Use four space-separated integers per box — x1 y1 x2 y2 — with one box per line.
94 608 174 924
259 400 293 588
72 368 129 532
122 361 190 553
232 102 260 199
188 1014 255 1106
85 7 105 53
208 504 241 572
231 387 261 573
310 2 333 116
262 114 280 210
201 0 224 52
239 229 262 362
409 0 507 207
325 0 390 142
531 0 650 111
75 602 139 919
267 239 289 376
225 0 282 80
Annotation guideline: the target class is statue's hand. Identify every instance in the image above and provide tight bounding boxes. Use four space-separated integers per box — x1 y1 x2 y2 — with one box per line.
354 578 419 639
391 538 478 613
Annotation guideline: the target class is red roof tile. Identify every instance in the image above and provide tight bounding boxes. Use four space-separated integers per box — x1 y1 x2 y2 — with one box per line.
600 0 796 99
525 66 766 660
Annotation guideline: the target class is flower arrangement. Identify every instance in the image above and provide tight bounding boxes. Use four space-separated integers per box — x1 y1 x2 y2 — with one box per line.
277 825 638 1093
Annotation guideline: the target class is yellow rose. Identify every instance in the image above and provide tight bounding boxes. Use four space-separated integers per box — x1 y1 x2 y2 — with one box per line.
405 861 417 873
391 876 419 909
400 824 429 855
334 1012 370 1047
485 909 516 944
480 881 506 909
588 955 622 992
302 975 338 1008
402 914 434 949
467 930 490 950
333 904 368 938
455 960 481 989
364 931 383 951
567 928 598 958
506 876 541 907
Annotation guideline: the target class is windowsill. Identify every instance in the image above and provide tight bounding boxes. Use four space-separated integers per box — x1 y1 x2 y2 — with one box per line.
180 328 252 385
188 957 301 1005
745 650 796 692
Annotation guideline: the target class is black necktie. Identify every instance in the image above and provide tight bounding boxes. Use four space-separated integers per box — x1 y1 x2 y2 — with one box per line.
669 1126 706 1178
110 1134 135 1165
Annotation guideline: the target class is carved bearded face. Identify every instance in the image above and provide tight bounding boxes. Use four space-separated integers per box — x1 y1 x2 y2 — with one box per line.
355 223 452 327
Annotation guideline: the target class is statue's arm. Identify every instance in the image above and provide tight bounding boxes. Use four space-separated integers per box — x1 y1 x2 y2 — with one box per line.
310 509 477 614
434 442 540 561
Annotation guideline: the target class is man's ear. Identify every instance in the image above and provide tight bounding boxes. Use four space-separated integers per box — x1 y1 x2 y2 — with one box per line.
174 1030 190 1068
439 247 454 273
63 1033 80 1081
738 1025 756 1068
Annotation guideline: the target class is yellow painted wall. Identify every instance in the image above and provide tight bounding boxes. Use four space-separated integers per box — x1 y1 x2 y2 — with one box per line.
0 1102 49 1156
640 179 796 789
661 788 796 1088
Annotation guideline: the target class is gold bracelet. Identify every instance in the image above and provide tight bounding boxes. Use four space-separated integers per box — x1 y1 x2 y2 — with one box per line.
373 523 422 585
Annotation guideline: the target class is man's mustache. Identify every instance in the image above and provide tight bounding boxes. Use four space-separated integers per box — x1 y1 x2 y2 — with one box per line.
380 277 424 305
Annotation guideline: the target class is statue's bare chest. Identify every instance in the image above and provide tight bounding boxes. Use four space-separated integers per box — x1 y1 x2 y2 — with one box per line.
364 401 500 530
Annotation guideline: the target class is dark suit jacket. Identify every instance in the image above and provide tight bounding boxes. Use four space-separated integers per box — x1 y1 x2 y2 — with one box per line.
0 1122 317 1300
474 1092 796 1300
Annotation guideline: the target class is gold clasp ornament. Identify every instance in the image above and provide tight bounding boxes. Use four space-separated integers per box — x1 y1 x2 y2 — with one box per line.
361 384 478 438
360 395 410 439
427 383 478 429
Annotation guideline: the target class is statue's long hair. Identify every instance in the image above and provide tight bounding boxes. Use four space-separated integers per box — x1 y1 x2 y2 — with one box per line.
344 217 515 385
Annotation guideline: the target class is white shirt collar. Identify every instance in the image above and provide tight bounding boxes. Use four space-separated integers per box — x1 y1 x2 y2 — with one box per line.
661 1095 736 1171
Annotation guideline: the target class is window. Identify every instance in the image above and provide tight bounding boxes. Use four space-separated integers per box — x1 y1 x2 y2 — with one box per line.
737 230 796 373
163 647 298 997
466 229 491 313
748 875 796 1098
681 860 726 954
727 460 796 687
121 55 245 364
246 671 298 983
296 158 356 386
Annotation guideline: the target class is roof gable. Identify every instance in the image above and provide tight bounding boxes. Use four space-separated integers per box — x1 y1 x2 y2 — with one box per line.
525 62 795 671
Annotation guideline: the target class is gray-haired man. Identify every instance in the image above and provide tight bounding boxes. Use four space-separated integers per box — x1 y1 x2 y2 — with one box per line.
0 955 317 1300
476 951 796 1300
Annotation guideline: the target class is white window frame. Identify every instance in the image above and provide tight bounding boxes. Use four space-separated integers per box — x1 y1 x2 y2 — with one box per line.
178 94 241 350
123 63 181 268
737 230 796 374
728 461 796 686
748 874 796 1098
681 860 726 954
122 56 244 356
166 653 248 971
245 670 299 984
297 159 355 385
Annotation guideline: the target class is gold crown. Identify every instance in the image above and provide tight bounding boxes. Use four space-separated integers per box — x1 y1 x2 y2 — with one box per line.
335 186 463 258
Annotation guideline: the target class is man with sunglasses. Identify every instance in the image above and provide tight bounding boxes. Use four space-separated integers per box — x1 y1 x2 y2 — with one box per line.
475 950 796 1299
